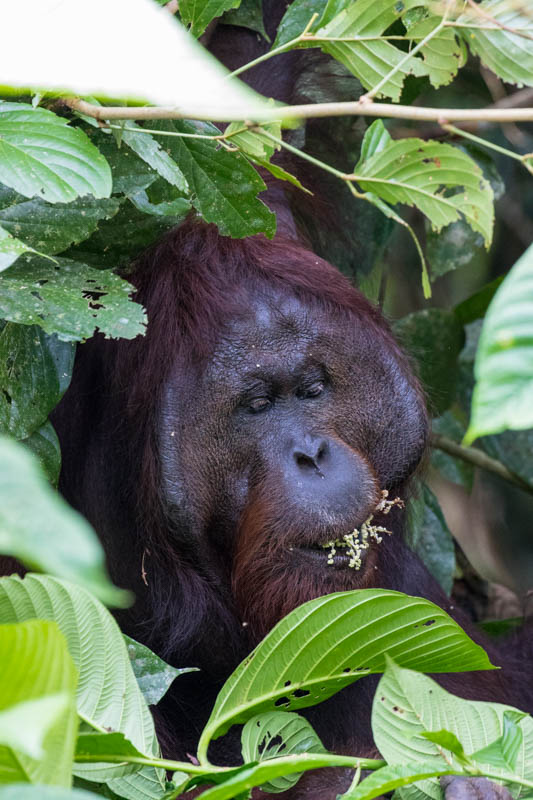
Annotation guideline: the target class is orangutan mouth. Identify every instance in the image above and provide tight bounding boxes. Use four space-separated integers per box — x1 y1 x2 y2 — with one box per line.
310 490 404 570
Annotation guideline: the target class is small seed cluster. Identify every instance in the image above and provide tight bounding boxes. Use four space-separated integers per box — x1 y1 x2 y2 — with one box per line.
322 490 404 569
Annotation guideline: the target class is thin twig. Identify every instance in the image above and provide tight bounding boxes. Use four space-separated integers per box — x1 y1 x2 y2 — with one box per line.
431 433 533 496
464 0 533 41
442 123 533 174
65 96 533 124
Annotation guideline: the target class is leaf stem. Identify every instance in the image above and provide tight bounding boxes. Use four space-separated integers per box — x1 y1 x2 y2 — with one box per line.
225 13 319 80
442 123 533 175
256 129 347 180
74 753 229 774
431 433 533 495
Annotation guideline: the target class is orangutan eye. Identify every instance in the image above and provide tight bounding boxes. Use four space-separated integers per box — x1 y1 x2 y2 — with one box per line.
305 381 325 398
248 397 271 414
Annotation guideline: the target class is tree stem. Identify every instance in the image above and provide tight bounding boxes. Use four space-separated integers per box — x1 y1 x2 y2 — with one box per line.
431 433 533 495
65 97 533 125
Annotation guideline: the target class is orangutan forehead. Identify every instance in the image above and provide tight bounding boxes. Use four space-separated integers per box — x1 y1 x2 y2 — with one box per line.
214 289 347 360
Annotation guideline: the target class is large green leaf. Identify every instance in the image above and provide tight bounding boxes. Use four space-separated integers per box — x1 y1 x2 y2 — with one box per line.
0 186 120 258
314 0 428 101
457 0 533 88
181 0 241 38
465 243 533 443
0 255 146 342
0 438 128 607
0 104 111 203
355 137 494 247
0 619 77 786
0 0 270 119
373 659 533 800
198 590 493 756
125 635 195 706
0 324 75 439
0 575 164 795
241 711 326 793
149 120 275 238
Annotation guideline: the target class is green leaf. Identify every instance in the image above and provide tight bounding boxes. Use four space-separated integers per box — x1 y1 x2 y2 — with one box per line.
355 138 494 247
65 198 186 270
86 130 159 196
198 589 494 755
314 0 428 101
373 659 533 800
0 437 129 607
0 619 77 786
21 420 62 486
426 218 486 280
249 159 310 193
406 14 463 88
394 309 465 416
406 484 456 596
192 754 363 800
241 712 326 793
0 574 164 794
225 122 281 161
0 185 121 257
340 763 459 800
0 225 40 272
148 120 275 238
465 243 533 443
359 120 391 163
221 0 269 41
76 732 145 761
420 730 470 765
457 0 533 88
0 104 111 203
128 190 191 219
120 124 188 193
125 635 196 707
0 694 71 760
0 323 75 438
471 710 528 771
181 0 242 38
0 255 147 342
0 2 270 120
273 0 327 47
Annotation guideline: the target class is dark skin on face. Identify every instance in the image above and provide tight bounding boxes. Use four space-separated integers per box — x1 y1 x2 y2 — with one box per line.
158 285 427 639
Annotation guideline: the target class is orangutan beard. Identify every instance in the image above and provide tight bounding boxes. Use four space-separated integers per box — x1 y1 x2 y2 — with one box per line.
230 481 401 642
